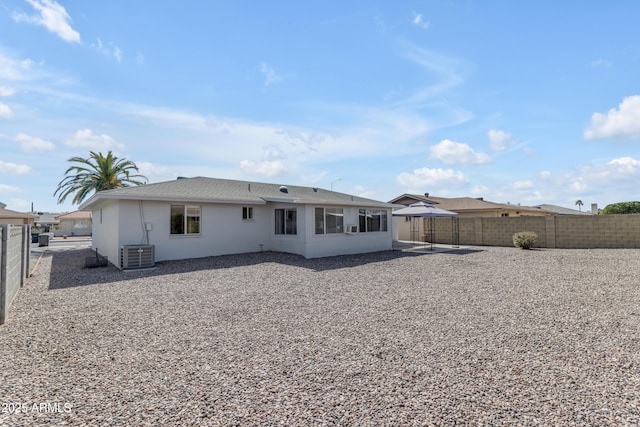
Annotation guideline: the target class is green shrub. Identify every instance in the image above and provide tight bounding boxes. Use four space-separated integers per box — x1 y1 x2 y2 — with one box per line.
513 231 538 249
601 201 640 215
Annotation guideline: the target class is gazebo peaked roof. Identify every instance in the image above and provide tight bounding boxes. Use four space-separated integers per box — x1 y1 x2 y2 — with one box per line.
392 201 458 218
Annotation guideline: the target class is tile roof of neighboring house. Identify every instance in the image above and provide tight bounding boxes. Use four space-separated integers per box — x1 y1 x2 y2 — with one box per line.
0 206 37 219
80 177 397 210
389 194 551 215
55 210 92 220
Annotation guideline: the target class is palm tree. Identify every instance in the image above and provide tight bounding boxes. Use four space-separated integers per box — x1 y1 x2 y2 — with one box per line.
575 199 584 212
54 151 147 205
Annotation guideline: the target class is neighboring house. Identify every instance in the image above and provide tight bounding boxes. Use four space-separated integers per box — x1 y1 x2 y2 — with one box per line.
389 193 553 242
79 177 396 267
0 203 37 226
34 212 60 232
534 203 598 215
55 211 92 237
389 193 552 217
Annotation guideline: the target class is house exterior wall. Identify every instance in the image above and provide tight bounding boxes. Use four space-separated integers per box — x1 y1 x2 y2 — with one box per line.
56 218 92 237
91 201 121 264
268 203 306 257
111 200 272 263
302 206 392 258
93 200 394 266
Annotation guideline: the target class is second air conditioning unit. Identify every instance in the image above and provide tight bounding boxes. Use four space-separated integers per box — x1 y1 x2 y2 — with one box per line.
345 225 358 234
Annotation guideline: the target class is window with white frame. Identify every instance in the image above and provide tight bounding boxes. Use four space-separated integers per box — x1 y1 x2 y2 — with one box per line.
315 207 344 234
275 208 297 235
170 204 201 235
242 206 254 220
358 209 388 232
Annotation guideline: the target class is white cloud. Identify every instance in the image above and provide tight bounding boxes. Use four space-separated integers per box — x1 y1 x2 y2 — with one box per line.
0 184 21 194
12 0 81 43
592 58 612 68
512 180 534 190
412 12 430 29
0 86 15 97
240 145 289 177
136 162 177 183
0 51 42 81
429 139 490 165
16 133 56 151
125 103 430 168
0 103 14 118
584 95 640 140
91 38 123 62
0 160 31 175
7 198 31 211
259 63 283 87
487 129 512 151
392 42 474 129
396 43 469 105
240 160 288 177
608 156 640 172
114 46 122 63
397 167 467 189
64 129 125 151
533 156 640 206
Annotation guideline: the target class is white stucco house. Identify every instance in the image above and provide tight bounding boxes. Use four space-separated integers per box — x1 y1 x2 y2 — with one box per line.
79 177 397 268
54 210 92 237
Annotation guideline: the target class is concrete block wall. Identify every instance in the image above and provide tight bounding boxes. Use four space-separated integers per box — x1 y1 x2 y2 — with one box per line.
0 224 30 325
481 217 548 247
555 214 640 248
430 214 640 249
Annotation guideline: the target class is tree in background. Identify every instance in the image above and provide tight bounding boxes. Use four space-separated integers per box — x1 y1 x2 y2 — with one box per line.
601 201 640 215
54 151 147 205
575 200 583 211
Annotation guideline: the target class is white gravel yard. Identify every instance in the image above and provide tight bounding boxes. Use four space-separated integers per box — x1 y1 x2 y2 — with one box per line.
1 245 640 426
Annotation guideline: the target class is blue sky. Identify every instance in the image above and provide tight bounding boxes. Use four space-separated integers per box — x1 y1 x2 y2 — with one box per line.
2 1 640 213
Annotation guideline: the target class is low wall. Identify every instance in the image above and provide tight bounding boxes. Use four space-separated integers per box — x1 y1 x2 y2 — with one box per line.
425 214 640 248
1 224 30 325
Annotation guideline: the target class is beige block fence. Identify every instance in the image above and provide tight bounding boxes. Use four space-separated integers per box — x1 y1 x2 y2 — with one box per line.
402 214 640 248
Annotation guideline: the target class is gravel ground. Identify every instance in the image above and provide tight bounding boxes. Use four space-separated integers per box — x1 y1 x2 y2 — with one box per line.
1 245 640 426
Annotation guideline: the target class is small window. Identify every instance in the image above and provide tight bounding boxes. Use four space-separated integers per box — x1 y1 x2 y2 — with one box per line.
171 205 201 235
242 207 254 220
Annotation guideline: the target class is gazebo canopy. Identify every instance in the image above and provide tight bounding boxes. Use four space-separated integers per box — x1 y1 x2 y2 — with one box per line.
392 201 458 218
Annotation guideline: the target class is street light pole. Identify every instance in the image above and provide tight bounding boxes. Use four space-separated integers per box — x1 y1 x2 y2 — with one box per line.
330 178 342 191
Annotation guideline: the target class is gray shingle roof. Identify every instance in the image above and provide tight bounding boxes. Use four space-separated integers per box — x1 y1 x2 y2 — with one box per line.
80 177 395 209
